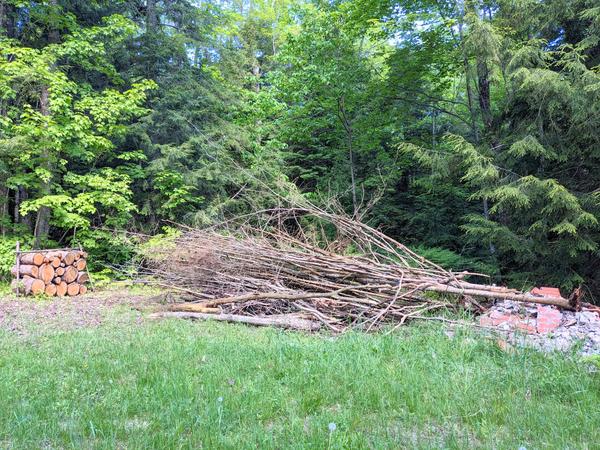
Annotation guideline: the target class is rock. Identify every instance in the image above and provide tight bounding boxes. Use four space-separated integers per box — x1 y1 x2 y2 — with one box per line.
481 300 600 356
576 311 600 325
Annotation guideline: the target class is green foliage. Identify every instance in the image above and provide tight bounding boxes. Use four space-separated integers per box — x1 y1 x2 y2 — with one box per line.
0 234 42 281
411 244 499 278
0 237 21 281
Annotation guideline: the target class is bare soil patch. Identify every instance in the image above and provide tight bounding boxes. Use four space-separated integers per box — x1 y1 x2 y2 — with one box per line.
0 288 154 336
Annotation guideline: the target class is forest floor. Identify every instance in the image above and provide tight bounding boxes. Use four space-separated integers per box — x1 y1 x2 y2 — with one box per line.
0 287 599 449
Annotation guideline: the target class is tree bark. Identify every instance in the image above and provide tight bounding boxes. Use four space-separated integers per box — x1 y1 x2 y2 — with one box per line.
0 184 7 236
146 0 158 32
12 276 45 295
338 96 358 217
11 264 39 278
153 311 322 331
0 1 6 33
477 59 493 132
20 252 44 265
457 3 479 143
34 87 52 247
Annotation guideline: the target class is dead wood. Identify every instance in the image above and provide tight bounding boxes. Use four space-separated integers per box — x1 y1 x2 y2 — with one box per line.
150 311 322 331
140 206 579 332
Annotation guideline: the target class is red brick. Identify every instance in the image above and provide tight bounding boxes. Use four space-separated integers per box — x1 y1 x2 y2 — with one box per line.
536 305 562 333
531 286 561 298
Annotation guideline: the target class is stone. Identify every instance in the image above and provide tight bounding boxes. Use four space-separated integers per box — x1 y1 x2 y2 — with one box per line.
576 311 600 325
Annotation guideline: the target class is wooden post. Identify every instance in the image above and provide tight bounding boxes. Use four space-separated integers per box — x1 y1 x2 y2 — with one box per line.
15 241 20 297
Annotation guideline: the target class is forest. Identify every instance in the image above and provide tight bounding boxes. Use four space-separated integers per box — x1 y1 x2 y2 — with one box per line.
1 0 599 297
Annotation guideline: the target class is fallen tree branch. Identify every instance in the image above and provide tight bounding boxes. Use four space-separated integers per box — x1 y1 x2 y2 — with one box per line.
149 311 322 331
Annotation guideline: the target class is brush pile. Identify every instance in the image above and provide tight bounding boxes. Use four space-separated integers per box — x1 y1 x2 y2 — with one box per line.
146 207 580 332
11 249 90 296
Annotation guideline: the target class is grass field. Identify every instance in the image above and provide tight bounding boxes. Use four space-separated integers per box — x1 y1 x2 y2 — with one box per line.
0 294 599 449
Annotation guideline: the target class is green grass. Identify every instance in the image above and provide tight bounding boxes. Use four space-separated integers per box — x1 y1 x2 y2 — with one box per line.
0 314 599 449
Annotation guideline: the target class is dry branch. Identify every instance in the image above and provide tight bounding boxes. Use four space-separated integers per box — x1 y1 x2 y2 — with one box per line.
150 311 322 331
138 206 582 332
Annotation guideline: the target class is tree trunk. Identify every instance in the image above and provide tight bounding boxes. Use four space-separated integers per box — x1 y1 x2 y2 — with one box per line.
457 5 479 143
477 60 493 132
338 96 358 217
146 0 158 32
13 186 19 224
34 87 52 247
0 1 6 33
348 128 357 217
0 184 7 236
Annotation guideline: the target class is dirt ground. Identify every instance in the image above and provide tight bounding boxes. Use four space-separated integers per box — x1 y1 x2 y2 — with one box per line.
0 287 157 336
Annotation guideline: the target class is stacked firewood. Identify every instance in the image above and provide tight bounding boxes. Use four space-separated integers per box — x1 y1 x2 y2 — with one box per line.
11 249 90 296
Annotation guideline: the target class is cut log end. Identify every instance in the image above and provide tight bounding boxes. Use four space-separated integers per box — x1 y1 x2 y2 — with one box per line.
12 276 45 295
63 265 78 283
39 263 55 284
56 281 68 297
67 282 80 296
45 283 57 296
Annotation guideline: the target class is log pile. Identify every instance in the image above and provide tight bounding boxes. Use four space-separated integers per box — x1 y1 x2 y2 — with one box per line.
11 249 90 296
144 207 582 332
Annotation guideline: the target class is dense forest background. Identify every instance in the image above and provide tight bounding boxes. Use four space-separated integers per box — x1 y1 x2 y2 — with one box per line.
1 0 599 297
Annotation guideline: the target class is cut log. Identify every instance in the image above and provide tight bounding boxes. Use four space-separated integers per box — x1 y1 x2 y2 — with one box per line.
170 304 221 313
63 266 78 283
63 251 78 265
11 276 45 295
59 262 66 267
50 257 61 268
151 311 322 331
76 271 90 284
67 282 80 296
79 285 88 295
75 259 87 271
11 264 39 278
20 252 44 266
55 267 65 276
56 281 68 297
38 263 55 284
424 284 576 310
45 283 57 296
53 276 61 284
